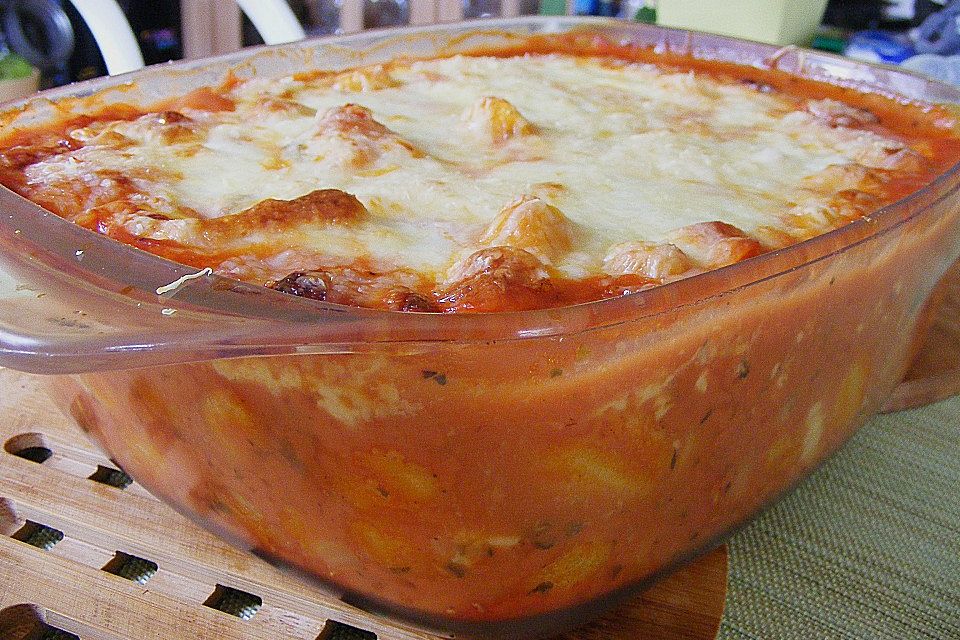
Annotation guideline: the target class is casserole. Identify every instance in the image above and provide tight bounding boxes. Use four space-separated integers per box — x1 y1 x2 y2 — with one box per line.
1 17 959 637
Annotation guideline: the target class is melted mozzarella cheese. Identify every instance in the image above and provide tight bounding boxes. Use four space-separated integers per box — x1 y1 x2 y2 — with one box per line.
23 54 915 287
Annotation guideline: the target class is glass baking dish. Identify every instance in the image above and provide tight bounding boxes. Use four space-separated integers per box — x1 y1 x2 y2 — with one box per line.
1 16 959 638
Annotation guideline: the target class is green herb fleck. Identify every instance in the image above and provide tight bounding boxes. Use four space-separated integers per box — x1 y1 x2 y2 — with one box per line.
422 370 447 385
530 581 554 594
736 360 750 379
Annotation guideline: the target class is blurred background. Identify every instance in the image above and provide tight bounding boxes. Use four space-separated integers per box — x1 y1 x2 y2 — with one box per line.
1 0 959 90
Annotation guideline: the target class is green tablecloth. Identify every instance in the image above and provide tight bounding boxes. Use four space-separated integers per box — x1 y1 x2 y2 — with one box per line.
719 395 960 639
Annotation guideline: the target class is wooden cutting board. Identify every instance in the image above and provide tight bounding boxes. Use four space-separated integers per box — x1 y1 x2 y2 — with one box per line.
0 367 728 640
884 258 960 413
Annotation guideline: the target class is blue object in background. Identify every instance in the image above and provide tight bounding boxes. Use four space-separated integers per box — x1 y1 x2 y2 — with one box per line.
898 0 960 87
573 0 599 15
845 29 916 64
915 0 960 54
902 54 960 85
597 0 617 17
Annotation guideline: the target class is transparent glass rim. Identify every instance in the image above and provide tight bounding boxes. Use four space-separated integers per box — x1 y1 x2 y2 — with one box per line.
1 16 959 365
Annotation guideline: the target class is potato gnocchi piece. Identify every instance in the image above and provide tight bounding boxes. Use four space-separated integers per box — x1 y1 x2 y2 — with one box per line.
834 362 867 428
669 221 764 269
313 104 424 167
550 447 652 496
479 195 574 263
332 65 400 92
255 96 317 117
602 240 692 280
350 521 415 570
802 163 883 193
463 96 537 143
361 449 441 503
440 246 551 312
528 541 611 593
130 189 368 251
784 189 882 237
444 531 523 576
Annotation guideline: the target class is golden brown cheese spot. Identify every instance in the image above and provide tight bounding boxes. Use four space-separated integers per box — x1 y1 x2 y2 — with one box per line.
669 221 764 269
440 246 550 312
802 163 882 193
332 65 400 92
317 103 387 136
203 188 368 240
463 96 537 143
163 86 236 113
315 104 424 166
145 111 201 144
255 96 316 117
529 181 567 200
148 110 191 125
602 241 692 280
0 132 79 171
784 189 882 237
68 123 135 149
479 195 573 263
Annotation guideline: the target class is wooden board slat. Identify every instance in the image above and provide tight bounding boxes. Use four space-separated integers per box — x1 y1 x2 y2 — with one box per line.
884 258 960 412
0 367 726 640
0 535 294 640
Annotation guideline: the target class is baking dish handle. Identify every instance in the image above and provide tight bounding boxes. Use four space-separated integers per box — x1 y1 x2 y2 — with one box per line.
0 199 377 375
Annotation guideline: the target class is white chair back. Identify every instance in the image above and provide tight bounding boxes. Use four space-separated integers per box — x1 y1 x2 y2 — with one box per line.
65 0 545 76
66 0 306 76
235 0 306 44
65 0 144 75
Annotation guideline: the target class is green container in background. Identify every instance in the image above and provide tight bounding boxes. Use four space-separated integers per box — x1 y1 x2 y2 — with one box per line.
539 0 568 16
656 0 830 46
